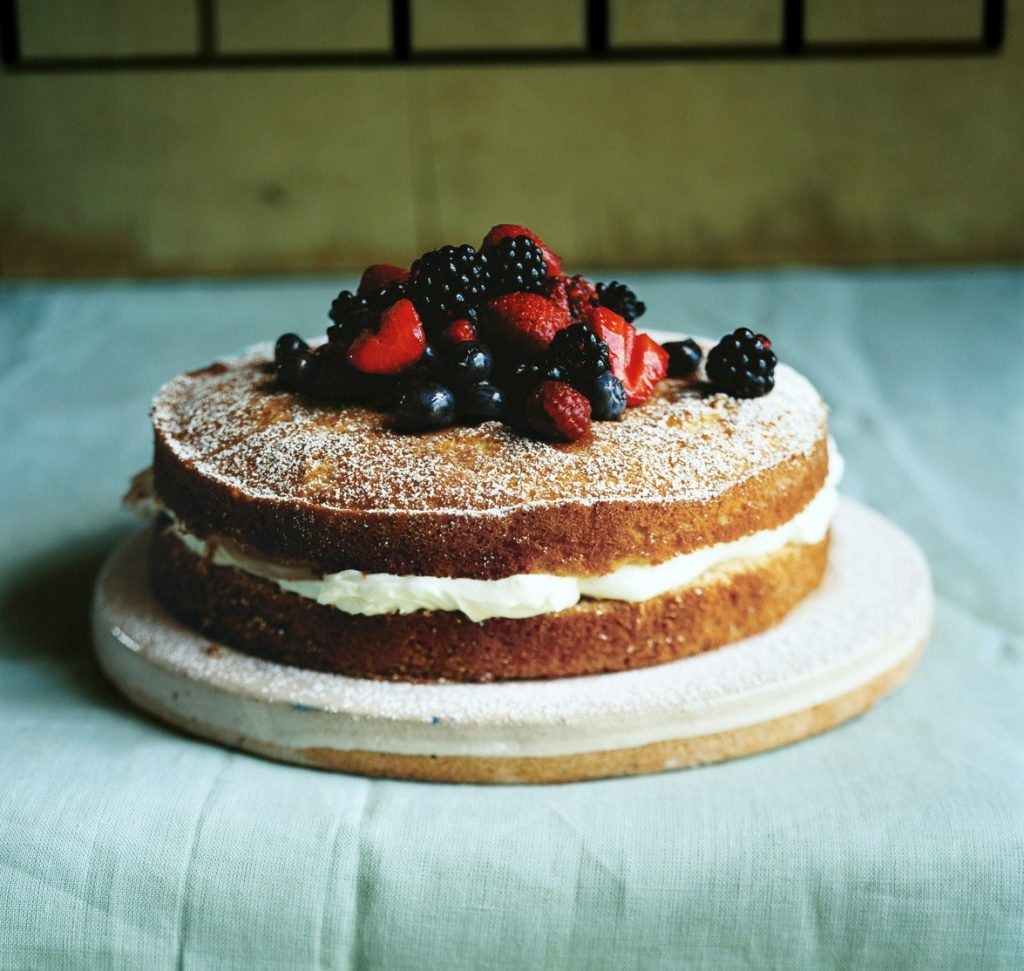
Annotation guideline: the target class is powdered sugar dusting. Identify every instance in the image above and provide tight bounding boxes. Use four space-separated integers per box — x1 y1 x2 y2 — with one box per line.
151 335 827 516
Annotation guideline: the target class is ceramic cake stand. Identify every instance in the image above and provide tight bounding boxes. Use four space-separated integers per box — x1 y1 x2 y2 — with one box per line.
93 499 932 784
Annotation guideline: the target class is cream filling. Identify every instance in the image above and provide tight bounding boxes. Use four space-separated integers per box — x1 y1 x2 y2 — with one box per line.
136 444 842 622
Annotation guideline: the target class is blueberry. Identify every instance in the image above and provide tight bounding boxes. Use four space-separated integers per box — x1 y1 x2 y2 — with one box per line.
277 350 311 391
585 371 627 420
394 383 457 430
446 341 492 387
421 343 439 369
663 339 702 378
459 382 505 421
275 333 308 365
305 342 352 397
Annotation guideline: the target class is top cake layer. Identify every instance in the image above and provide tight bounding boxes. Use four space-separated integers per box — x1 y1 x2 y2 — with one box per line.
151 339 829 579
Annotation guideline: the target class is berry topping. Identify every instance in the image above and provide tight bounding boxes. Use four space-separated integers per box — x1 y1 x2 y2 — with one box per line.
547 322 611 381
481 224 561 277
525 380 592 442
596 281 646 323
505 360 568 399
585 307 635 380
458 381 505 421
583 370 627 421
274 333 308 366
394 382 457 431
585 307 667 406
484 292 571 355
275 225 675 441
663 338 703 378
347 298 426 375
622 333 669 407
442 319 479 344
445 340 493 387
408 244 489 326
305 342 349 397
706 328 777 399
562 274 599 319
276 347 312 391
484 236 549 296
358 264 410 297
328 290 373 340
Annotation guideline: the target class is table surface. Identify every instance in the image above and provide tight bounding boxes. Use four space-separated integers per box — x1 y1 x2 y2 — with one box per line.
1 269 1022 970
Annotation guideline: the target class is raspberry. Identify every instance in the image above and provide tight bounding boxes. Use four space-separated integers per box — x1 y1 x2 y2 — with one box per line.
347 299 426 375
484 292 571 355
481 224 561 277
525 380 591 442
706 328 777 398
564 274 599 319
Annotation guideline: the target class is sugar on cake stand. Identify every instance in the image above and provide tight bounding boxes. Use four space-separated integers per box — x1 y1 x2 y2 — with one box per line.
93 498 932 784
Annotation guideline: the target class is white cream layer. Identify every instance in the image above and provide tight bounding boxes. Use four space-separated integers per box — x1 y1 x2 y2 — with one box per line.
144 444 842 622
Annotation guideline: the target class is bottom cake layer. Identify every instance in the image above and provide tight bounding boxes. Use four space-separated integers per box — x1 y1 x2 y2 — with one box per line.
93 501 933 783
151 526 829 682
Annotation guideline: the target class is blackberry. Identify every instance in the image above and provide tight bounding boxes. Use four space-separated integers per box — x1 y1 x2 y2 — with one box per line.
663 338 702 378
705 328 776 399
505 359 568 399
484 236 548 297
546 323 611 380
327 291 373 347
596 281 645 323
394 382 457 431
328 289 369 327
583 371 627 421
408 244 488 327
328 284 407 345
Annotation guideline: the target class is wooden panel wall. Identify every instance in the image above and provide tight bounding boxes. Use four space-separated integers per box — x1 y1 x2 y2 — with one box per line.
1 0 1022 276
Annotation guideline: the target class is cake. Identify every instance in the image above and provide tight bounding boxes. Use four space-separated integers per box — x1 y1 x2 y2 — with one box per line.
126 225 838 685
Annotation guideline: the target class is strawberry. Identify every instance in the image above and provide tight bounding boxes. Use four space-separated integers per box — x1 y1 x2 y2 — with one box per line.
484 292 571 355
586 306 635 379
442 319 478 344
481 224 562 277
347 298 425 375
622 333 669 407
357 264 409 297
525 380 591 442
586 307 668 406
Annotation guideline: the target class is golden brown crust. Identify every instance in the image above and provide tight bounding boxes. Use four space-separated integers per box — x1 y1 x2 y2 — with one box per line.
150 348 830 578
151 526 829 683
154 436 827 578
